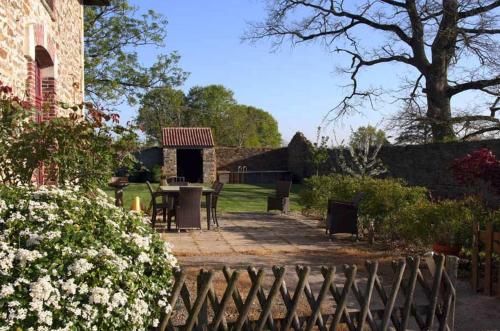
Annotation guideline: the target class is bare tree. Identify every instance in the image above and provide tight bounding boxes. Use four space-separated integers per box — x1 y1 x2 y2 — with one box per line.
246 0 500 142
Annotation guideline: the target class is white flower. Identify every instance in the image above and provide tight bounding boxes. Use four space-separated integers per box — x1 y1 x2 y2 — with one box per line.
89 287 110 305
130 298 150 324
38 310 53 326
137 252 151 264
130 233 151 250
79 283 89 295
30 276 55 302
44 231 61 240
0 284 14 298
110 291 128 309
15 248 42 267
61 278 77 295
69 258 94 276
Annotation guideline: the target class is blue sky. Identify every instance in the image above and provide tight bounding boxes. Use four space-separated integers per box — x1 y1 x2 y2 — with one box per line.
123 0 481 143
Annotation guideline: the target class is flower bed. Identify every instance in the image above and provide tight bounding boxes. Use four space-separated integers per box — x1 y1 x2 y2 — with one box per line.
0 185 176 330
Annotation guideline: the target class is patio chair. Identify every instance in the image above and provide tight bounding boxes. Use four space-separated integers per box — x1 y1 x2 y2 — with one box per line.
326 192 364 240
267 180 292 214
202 181 224 227
175 186 203 230
146 181 169 228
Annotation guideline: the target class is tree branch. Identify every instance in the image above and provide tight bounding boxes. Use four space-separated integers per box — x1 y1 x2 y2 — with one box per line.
459 0 500 18
448 76 500 96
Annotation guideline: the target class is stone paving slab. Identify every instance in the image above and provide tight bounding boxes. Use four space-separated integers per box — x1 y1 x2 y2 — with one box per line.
160 212 350 258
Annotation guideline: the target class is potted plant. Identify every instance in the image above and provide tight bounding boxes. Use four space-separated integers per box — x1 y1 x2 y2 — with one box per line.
432 219 462 255
429 199 477 256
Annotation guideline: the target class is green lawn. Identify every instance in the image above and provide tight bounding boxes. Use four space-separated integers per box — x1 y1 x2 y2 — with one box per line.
103 183 304 213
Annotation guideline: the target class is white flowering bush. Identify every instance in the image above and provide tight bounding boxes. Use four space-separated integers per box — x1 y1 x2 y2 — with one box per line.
0 185 177 330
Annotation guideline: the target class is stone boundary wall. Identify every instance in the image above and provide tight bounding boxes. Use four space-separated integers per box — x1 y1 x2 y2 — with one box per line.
378 139 500 198
216 147 288 171
133 136 500 198
287 132 500 198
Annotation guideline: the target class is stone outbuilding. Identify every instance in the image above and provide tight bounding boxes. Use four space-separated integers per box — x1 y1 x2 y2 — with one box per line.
162 127 217 183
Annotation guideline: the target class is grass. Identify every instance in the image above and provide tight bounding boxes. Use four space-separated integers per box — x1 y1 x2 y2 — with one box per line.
103 183 304 213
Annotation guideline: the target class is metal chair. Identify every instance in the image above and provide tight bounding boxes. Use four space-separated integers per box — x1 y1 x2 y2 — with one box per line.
267 180 292 213
211 182 224 227
175 186 203 230
326 192 364 240
146 181 169 228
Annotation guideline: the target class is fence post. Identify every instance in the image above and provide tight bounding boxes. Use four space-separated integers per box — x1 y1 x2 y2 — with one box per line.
471 220 480 292
446 255 459 331
485 223 494 296
197 269 209 331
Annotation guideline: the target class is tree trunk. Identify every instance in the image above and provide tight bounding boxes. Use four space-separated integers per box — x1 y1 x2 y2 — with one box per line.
425 76 455 142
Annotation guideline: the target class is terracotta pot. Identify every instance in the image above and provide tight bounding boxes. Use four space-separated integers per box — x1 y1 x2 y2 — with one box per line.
432 243 461 256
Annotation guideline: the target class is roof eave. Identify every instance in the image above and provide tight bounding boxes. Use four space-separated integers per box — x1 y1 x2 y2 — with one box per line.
82 0 110 5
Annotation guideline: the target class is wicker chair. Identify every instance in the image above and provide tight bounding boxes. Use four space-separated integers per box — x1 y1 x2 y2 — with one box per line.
267 180 292 213
175 186 203 230
146 181 169 228
326 192 364 240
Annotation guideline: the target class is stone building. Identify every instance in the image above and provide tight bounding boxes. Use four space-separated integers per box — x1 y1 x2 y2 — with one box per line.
0 0 107 184
0 0 107 119
162 127 217 183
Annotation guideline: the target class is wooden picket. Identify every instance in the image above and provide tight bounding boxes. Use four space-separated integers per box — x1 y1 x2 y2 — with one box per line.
158 255 458 331
471 222 500 297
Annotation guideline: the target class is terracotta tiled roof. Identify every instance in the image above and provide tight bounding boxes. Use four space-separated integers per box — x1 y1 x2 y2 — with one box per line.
162 127 215 147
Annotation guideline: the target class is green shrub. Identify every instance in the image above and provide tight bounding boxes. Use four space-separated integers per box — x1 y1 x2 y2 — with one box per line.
300 175 428 231
384 197 490 247
0 185 176 330
152 165 162 183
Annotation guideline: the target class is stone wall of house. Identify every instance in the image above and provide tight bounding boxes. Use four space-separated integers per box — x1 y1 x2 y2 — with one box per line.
162 148 177 179
203 148 217 183
216 147 288 171
0 0 85 111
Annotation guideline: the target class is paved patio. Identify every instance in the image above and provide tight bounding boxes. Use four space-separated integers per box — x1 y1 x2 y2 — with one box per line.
160 212 389 268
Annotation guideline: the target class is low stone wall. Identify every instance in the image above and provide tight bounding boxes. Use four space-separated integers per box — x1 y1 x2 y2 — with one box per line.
216 147 288 171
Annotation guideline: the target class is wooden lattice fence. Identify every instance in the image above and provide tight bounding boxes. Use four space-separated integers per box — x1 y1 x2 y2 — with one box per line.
158 255 458 331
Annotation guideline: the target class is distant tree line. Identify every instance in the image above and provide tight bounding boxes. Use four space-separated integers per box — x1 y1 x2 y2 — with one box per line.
136 85 282 147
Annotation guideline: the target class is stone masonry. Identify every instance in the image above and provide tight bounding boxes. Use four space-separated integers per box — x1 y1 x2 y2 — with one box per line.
162 148 177 180
203 148 217 183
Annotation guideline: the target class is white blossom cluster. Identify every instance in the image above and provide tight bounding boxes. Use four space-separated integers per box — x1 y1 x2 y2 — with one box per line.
0 185 177 330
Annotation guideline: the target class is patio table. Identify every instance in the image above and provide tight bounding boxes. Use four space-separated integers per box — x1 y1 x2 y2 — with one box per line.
159 186 216 230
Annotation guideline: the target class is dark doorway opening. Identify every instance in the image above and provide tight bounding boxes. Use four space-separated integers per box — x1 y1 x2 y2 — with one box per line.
177 149 203 183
